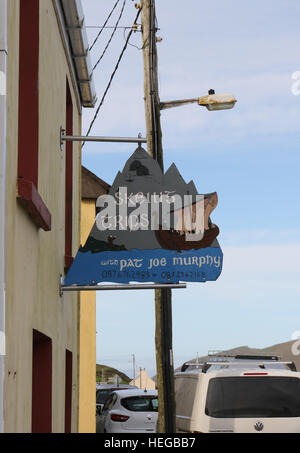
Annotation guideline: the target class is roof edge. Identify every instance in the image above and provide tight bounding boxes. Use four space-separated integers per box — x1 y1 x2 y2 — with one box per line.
82 166 111 200
59 0 97 108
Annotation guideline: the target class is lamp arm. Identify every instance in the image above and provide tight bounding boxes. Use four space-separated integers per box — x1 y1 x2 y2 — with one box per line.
159 98 199 110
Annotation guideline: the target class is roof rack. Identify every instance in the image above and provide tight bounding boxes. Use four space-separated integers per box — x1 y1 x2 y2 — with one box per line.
206 353 281 361
181 354 280 370
181 362 204 372
180 359 297 373
234 354 280 361
202 361 296 373
204 361 293 366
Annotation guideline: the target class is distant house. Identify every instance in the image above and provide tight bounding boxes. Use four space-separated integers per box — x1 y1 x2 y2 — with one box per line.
81 166 110 201
108 375 122 385
130 369 156 390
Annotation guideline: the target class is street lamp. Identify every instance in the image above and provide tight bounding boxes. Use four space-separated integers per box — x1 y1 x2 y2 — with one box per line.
155 88 236 433
159 89 237 112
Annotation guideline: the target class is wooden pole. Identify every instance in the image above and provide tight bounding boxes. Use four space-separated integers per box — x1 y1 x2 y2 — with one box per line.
141 0 175 433
132 353 136 381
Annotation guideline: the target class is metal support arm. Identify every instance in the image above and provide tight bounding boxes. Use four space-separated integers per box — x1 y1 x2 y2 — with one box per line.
60 281 186 297
159 98 198 110
60 127 147 149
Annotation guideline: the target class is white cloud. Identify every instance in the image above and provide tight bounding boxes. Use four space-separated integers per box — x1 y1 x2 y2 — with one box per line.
171 241 300 363
172 243 300 309
221 228 300 246
81 1 300 149
82 0 300 372
82 83 145 136
222 244 300 273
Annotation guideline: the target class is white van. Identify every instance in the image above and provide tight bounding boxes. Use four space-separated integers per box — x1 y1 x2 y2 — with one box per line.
175 355 300 433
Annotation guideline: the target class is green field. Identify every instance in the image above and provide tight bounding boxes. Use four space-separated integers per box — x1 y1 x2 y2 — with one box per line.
96 364 131 384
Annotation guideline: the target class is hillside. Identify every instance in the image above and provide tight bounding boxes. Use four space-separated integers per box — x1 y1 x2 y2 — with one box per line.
96 364 131 384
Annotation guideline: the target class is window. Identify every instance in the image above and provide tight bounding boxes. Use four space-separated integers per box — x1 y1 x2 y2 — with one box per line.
17 0 51 231
96 387 134 405
121 396 158 412
32 330 52 433
205 376 300 418
96 389 114 405
18 0 39 187
102 394 117 412
65 350 73 433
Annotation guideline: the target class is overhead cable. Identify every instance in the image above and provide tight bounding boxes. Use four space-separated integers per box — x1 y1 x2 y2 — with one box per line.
89 0 120 52
83 8 142 147
92 0 127 73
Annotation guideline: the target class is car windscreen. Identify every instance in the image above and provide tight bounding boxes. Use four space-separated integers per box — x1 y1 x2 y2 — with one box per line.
205 376 300 418
96 387 133 404
96 389 114 405
121 396 158 412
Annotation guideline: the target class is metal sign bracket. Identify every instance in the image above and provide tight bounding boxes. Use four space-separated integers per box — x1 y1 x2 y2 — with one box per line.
59 276 186 297
60 127 147 150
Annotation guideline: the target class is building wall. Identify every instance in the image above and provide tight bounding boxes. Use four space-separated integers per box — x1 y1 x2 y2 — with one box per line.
5 0 81 433
78 199 96 433
130 369 156 390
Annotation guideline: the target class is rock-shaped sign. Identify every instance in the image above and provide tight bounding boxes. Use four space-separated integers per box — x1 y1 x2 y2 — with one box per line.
65 147 223 285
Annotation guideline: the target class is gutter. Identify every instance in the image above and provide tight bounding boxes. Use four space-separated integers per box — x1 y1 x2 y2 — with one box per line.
0 0 7 434
60 0 97 108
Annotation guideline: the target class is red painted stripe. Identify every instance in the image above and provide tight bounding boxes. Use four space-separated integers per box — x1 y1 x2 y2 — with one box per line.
32 330 52 433
65 350 73 433
65 81 73 268
18 0 52 231
65 255 74 269
18 0 39 186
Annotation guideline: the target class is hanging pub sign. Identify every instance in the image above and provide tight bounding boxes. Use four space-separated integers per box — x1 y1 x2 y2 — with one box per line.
64 146 223 286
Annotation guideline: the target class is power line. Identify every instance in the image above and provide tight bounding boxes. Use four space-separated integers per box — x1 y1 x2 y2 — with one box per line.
82 8 142 147
87 25 141 30
89 0 120 52
123 25 148 51
92 0 127 73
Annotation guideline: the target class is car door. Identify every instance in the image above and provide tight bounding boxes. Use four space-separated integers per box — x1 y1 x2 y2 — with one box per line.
97 394 116 433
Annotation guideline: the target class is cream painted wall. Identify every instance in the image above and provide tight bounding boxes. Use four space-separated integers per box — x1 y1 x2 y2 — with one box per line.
78 200 96 433
5 0 82 433
130 369 156 390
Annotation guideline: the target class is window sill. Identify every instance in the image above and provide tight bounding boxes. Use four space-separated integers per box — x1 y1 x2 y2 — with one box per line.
17 178 52 232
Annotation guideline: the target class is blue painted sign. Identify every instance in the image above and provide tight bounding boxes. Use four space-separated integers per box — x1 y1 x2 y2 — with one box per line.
65 147 223 286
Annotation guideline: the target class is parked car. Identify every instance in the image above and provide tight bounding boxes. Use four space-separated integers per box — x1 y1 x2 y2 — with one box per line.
97 389 158 433
175 355 300 433
96 384 138 414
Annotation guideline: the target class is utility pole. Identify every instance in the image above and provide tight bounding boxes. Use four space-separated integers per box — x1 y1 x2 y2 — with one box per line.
0 0 7 434
140 0 175 433
132 353 136 382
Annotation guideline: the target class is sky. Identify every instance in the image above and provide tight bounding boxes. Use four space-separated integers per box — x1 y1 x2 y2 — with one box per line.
80 0 300 379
